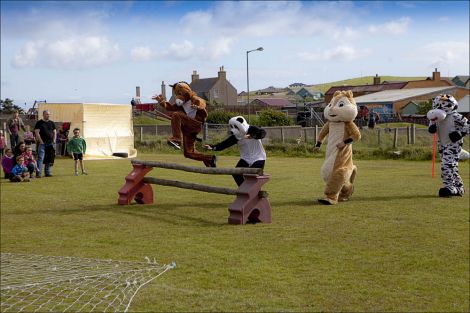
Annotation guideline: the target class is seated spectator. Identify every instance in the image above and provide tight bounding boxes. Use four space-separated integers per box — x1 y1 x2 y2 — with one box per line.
0 130 6 158
14 142 36 177
1 148 14 179
23 125 35 146
22 146 38 177
10 155 30 182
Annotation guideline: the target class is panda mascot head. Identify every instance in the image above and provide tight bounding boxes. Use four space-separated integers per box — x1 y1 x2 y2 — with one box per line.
229 116 249 140
427 94 458 122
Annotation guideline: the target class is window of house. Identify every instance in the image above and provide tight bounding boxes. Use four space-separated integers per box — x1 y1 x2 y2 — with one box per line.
212 89 219 98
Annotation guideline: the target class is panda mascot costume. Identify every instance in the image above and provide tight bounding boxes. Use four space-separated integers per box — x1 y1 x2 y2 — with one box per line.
205 116 266 186
427 94 469 197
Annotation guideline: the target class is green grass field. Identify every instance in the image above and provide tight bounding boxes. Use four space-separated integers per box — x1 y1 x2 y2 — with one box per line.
1 154 469 312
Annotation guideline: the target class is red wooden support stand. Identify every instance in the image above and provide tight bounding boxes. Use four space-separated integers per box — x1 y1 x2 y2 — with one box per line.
228 174 271 224
117 161 272 225
118 164 154 205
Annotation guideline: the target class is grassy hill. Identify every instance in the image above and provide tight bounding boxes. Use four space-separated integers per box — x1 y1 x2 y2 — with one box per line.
251 76 426 96
133 113 170 125
310 76 426 93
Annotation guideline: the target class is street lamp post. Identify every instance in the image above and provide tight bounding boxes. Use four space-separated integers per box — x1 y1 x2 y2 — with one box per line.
246 47 263 123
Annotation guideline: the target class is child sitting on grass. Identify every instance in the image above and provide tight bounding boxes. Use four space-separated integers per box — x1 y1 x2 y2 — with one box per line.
10 155 30 182
0 130 6 157
66 128 88 176
2 148 14 179
22 146 38 177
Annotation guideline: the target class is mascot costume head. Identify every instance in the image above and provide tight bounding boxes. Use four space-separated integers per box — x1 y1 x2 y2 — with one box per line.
170 81 206 110
324 90 358 123
229 116 250 140
427 94 458 123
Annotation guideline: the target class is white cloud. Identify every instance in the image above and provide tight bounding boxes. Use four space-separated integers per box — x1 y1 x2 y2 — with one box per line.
156 37 234 61
167 40 196 60
180 1 348 38
12 41 39 67
131 46 155 62
395 1 417 9
12 36 120 69
180 10 212 33
411 41 469 68
298 45 371 61
332 27 360 41
369 17 411 35
205 37 235 60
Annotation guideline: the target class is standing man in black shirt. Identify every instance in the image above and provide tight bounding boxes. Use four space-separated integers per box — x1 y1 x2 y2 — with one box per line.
34 110 56 177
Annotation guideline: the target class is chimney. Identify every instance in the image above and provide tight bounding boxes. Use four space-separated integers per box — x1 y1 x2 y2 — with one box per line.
432 68 441 81
161 81 166 99
136 86 141 101
191 70 199 83
373 74 380 85
218 66 226 81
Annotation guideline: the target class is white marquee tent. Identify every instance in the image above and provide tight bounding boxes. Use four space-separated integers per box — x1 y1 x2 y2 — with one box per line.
38 103 137 159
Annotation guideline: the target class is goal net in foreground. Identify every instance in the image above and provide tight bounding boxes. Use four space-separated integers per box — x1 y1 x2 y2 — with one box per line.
1 253 175 312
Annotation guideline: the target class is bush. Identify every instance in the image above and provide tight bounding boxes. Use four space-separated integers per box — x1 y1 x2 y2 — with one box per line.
206 110 238 124
256 109 293 127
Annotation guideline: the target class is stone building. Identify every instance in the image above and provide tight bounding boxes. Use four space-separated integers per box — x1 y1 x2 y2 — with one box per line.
189 66 237 106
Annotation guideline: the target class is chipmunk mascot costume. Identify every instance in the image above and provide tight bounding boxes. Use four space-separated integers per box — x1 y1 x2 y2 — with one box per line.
314 90 361 205
153 82 216 167
427 94 469 197
205 116 266 186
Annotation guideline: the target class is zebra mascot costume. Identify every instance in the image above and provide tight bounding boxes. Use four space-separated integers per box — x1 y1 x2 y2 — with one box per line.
427 94 469 197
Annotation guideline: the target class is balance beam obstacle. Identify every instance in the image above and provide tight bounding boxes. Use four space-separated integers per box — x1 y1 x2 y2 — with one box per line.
118 160 271 225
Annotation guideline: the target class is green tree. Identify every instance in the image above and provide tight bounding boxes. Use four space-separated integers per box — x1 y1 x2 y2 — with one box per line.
256 109 292 126
416 100 433 115
206 110 238 124
0 98 25 114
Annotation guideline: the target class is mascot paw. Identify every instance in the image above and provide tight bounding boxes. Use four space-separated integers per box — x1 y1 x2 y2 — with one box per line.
318 198 338 205
339 185 354 201
454 188 465 197
203 155 217 168
438 187 452 198
449 131 462 143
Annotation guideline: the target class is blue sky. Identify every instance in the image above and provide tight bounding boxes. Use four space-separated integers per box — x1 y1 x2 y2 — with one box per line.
1 1 468 108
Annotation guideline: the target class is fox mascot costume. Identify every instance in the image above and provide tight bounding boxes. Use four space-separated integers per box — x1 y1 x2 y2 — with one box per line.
153 82 216 167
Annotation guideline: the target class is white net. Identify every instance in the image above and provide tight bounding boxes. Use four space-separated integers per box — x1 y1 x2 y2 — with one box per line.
1 253 175 312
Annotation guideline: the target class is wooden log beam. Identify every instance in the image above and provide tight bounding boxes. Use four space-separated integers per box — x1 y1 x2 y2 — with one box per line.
143 177 238 195
132 160 263 175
